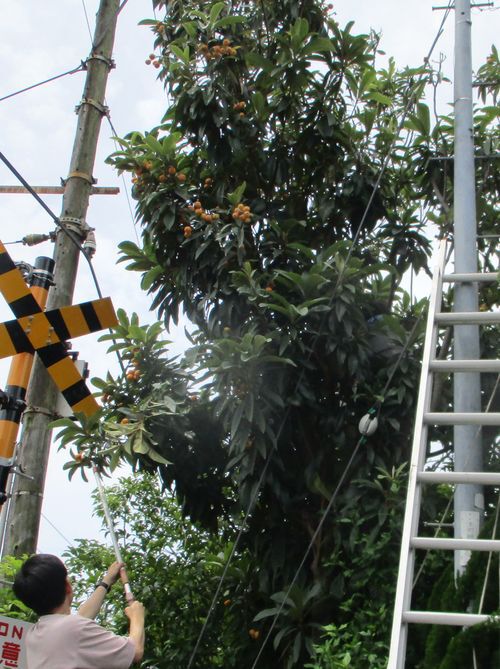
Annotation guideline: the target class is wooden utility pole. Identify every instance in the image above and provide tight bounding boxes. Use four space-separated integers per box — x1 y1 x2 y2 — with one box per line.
3 0 121 557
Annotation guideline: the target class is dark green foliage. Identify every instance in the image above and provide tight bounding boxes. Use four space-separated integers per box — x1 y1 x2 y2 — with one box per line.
53 1 499 666
422 514 500 669
64 474 272 668
0 555 37 622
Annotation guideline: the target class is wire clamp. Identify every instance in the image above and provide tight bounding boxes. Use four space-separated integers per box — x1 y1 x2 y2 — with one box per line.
31 266 56 285
61 170 97 187
85 54 115 69
75 97 109 116
58 215 90 235
23 405 59 419
13 490 43 498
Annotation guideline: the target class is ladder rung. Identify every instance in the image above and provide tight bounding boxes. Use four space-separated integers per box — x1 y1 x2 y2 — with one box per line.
430 359 500 372
403 611 493 626
424 412 500 426
418 471 500 485
443 272 499 283
435 312 500 325
411 537 500 551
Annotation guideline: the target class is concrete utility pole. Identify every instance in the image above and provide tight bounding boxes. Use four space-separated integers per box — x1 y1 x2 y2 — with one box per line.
3 0 121 557
452 0 483 576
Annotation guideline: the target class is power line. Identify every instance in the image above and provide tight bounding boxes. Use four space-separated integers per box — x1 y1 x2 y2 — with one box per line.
250 436 366 668
0 150 126 373
41 512 74 547
80 0 94 43
106 115 141 244
0 64 85 104
80 0 140 245
187 3 455 665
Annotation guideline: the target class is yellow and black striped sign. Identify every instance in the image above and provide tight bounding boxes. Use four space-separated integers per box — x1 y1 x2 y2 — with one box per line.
0 298 117 358
0 241 117 418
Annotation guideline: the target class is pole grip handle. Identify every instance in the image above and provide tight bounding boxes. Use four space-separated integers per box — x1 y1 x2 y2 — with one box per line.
120 567 134 603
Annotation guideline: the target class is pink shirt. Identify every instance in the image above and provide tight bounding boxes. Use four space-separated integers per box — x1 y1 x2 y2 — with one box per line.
26 613 135 669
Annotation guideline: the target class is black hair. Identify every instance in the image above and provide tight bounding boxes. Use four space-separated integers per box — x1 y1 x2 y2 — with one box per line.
13 554 68 615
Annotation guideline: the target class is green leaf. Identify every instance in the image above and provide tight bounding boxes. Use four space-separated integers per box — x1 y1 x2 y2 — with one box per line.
252 91 266 118
227 182 247 206
182 21 197 38
253 606 281 622
291 18 309 51
144 134 163 153
209 2 225 25
230 401 245 439
302 37 334 56
148 449 171 465
214 16 246 28
368 91 393 106
245 52 273 72
170 44 190 65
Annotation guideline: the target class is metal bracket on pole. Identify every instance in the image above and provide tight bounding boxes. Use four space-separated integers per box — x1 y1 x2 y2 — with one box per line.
58 215 90 235
13 491 43 498
22 405 59 419
433 2 494 7
75 98 109 116
9 468 35 481
85 54 115 70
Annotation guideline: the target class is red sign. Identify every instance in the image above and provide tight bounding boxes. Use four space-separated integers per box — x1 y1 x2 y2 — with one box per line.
0 616 32 669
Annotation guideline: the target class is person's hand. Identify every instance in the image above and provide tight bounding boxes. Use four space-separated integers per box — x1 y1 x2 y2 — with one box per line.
104 561 124 586
125 600 145 623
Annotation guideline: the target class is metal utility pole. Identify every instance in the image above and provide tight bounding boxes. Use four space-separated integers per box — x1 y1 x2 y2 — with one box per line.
3 0 121 557
452 0 483 576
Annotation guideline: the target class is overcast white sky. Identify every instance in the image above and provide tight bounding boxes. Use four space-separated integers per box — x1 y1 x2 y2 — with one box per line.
0 1 497 559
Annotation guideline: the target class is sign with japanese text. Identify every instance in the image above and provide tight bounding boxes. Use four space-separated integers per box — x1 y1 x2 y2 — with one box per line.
0 615 32 669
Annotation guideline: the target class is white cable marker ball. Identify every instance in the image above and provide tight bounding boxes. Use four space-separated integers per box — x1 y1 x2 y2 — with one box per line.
358 413 378 437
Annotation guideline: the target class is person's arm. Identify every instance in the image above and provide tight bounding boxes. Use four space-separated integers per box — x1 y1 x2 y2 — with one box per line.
125 601 145 663
78 561 123 619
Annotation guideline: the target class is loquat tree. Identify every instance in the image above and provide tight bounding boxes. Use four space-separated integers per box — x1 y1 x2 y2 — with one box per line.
56 1 499 666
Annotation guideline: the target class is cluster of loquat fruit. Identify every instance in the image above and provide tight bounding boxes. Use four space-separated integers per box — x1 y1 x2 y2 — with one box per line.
248 628 260 640
145 53 161 69
131 162 186 189
232 203 252 223
185 201 220 237
131 160 153 187
233 100 247 118
158 164 186 184
198 38 237 61
126 357 142 383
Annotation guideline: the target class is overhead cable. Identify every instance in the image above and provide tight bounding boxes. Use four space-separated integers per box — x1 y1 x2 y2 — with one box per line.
0 150 125 373
0 64 85 104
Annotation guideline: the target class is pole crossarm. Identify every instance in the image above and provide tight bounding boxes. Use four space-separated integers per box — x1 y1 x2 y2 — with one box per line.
0 186 119 195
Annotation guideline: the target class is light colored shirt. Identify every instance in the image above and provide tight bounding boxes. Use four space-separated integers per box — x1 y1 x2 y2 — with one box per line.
26 613 135 669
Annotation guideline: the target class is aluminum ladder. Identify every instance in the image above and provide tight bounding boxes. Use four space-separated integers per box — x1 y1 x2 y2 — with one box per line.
388 240 500 668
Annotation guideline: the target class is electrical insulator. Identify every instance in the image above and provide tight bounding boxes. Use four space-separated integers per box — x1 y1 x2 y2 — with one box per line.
22 233 52 246
358 413 378 437
83 229 96 258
